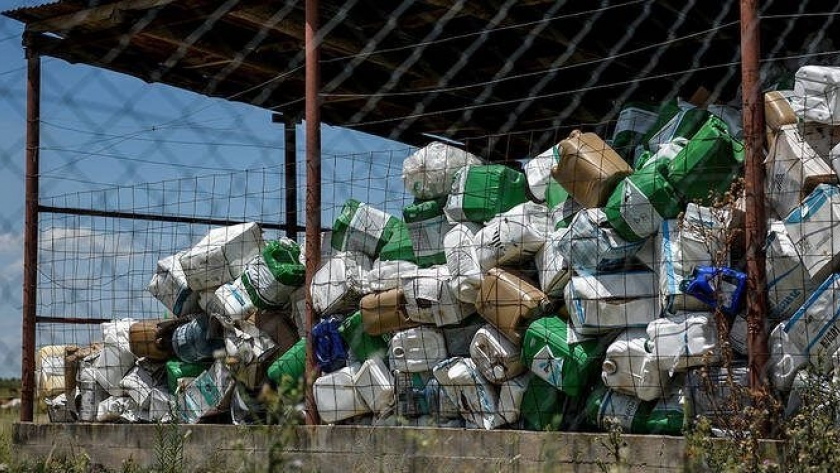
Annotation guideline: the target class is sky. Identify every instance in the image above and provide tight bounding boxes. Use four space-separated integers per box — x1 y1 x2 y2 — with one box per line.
0 4 415 379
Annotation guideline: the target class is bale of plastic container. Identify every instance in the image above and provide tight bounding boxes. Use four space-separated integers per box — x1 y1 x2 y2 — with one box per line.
331 199 401 259
474 202 552 271
551 130 632 208
403 199 452 267
443 223 484 304
565 271 661 336
666 115 744 205
647 312 720 374
314 366 371 424
444 164 529 223
766 124 838 219
402 142 484 200
389 326 448 373
602 328 668 402
179 222 263 291
791 65 840 124
476 268 552 346
604 163 682 242
557 208 645 274
240 238 305 309
433 357 505 430
147 251 199 316
311 251 371 316
403 266 475 327
469 324 525 384
783 184 840 284
521 316 604 397
769 274 840 391
359 288 419 336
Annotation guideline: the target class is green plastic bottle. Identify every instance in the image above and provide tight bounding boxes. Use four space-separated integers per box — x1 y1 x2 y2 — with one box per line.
521 316 604 398
165 359 210 394
241 239 305 309
585 383 683 435
266 338 306 392
331 198 401 258
445 165 528 224
520 375 564 431
403 198 450 267
378 220 417 263
339 311 389 362
544 180 579 229
604 163 683 242
666 114 744 205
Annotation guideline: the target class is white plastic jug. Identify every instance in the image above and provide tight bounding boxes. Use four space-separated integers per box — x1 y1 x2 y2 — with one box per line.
535 227 571 296
403 266 475 327
601 328 668 401
389 326 448 373
474 202 552 271
444 223 484 304
647 312 720 374
311 251 371 316
432 357 504 430
792 65 840 124
179 222 263 291
353 357 394 414
565 271 660 335
314 366 370 424
469 325 525 384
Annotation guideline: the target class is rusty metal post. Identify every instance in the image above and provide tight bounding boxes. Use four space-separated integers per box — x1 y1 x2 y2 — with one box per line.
303 0 322 426
740 0 768 390
284 115 299 241
21 44 41 422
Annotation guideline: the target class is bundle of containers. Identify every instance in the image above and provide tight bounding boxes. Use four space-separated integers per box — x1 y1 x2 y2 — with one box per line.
36 65 840 434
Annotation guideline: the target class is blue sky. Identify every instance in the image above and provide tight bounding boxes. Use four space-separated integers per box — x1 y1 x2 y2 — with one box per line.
0 5 414 379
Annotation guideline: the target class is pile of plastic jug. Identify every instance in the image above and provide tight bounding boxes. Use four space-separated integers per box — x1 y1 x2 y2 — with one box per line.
35 65 840 434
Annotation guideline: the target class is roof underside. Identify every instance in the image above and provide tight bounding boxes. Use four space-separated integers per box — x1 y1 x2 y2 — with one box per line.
6 0 840 159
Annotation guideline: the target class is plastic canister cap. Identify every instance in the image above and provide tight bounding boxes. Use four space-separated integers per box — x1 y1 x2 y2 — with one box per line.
392 347 405 358
492 365 506 380
602 359 617 375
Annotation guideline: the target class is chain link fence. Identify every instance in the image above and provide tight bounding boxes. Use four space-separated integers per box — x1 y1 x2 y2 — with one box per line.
2 0 840 464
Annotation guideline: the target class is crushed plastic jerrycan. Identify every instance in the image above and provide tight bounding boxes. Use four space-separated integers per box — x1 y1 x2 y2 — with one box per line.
679 265 746 316
551 130 632 208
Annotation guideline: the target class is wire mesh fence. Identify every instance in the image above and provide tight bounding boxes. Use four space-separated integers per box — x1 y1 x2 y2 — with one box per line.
2 1 840 465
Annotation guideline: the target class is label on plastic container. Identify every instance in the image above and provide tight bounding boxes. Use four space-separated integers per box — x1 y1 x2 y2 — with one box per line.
346 204 390 255
599 389 641 431
408 215 450 258
620 179 663 239
530 345 564 388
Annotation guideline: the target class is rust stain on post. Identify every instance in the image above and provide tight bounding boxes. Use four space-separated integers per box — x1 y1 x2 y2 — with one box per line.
740 0 768 391
21 44 40 423
304 0 322 426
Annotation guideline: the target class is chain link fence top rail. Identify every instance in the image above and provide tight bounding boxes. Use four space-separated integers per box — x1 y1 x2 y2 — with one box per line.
1 0 840 447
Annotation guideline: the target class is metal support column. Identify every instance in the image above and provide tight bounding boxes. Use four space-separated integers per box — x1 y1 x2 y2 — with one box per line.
284 115 299 241
303 0 322 426
21 42 41 422
740 0 769 390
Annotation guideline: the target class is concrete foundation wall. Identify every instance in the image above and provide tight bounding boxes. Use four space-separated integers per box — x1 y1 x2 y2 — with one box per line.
13 422 690 472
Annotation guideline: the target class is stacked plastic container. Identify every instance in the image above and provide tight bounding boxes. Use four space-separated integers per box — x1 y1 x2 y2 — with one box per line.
39 65 840 436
